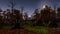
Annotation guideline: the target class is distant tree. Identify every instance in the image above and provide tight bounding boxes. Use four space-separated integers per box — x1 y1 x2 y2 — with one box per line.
7 9 11 12
7 9 21 24
0 8 2 12
6 11 11 22
0 8 3 29
40 5 51 26
7 0 16 25
32 9 42 26
33 9 40 21
57 7 60 20
6 9 10 19
8 0 16 13
0 8 3 22
56 7 60 27
13 9 23 21
13 9 20 23
50 10 55 17
49 10 58 28
50 10 56 20
20 6 24 21
11 9 23 29
24 12 28 20
3 11 7 24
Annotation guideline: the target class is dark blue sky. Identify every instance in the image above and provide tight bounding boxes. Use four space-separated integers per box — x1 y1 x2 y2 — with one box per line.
0 0 60 16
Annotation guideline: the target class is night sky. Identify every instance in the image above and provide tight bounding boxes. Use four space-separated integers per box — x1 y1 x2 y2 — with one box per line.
0 0 60 16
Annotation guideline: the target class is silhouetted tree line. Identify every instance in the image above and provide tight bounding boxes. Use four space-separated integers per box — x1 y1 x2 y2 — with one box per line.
32 5 60 28
0 5 60 29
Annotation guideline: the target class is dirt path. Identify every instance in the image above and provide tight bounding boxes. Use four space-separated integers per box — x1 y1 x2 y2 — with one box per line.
48 28 60 34
0 29 39 34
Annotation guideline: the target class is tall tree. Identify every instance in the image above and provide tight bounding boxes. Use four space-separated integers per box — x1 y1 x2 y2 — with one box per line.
0 8 3 29
3 11 6 23
32 9 41 26
11 9 22 29
24 12 28 20
8 0 16 14
57 7 60 19
0 8 3 22
33 9 40 20
40 5 51 26
49 10 58 27
57 7 60 23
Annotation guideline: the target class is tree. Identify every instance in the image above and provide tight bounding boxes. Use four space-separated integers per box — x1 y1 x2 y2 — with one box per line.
0 8 3 21
7 0 16 24
40 5 51 26
56 7 60 27
6 9 11 21
24 12 28 20
32 9 42 26
12 9 20 23
57 7 60 19
3 11 7 24
49 10 58 27
8 0 16 14
0 8 3 29
33 9 40 21
11 9 24 29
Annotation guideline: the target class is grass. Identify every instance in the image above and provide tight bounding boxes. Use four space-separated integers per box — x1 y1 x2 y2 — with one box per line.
2 26 11 30
25 25 49 34
2 25 49 34
2 25 60 34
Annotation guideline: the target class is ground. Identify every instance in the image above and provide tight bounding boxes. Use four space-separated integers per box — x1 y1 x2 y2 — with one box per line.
0 25 60 34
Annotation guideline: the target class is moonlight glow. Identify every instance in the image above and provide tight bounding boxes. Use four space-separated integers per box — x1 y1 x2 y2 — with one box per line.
42 5 45 8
